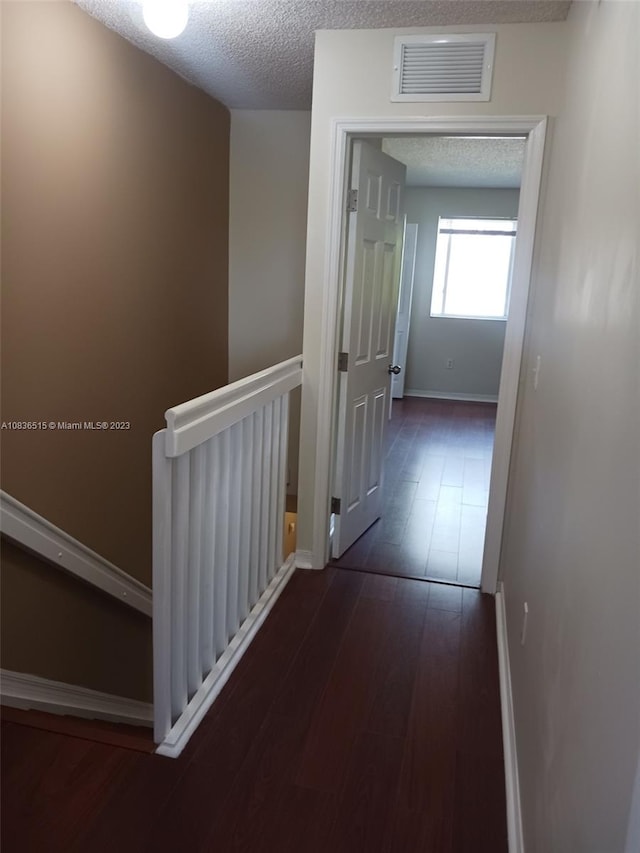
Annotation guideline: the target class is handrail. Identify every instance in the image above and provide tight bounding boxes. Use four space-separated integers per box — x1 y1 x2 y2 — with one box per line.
0 491 152 616
153 354 303 756
164 355 303 457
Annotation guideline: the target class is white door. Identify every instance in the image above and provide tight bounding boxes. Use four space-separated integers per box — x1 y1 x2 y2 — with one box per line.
391 222 418 399
332 141 406 558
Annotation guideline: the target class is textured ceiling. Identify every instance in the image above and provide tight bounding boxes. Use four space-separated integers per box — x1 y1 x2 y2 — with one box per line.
76 0 571 109
383 136 526 188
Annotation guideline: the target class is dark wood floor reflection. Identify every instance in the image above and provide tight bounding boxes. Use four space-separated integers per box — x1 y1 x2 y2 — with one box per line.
1 568 507 853
333 398 497 586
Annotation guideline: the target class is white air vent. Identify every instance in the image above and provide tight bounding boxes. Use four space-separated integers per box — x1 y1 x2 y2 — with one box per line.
392 34 496 102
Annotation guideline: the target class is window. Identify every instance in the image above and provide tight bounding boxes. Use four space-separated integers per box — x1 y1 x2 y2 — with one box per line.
430 217 517 320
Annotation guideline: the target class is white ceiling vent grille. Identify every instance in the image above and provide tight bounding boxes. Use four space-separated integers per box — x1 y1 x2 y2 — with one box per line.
392 34 496 102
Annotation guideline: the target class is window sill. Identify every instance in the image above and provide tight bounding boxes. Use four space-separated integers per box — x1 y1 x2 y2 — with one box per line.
429 314 508 322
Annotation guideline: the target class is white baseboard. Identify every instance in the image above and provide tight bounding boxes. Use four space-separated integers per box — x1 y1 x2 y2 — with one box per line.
0 668 153 727
0 490 152 616
404 389 499 403
156 554 297 758
295 549 315 570
495 582 525 852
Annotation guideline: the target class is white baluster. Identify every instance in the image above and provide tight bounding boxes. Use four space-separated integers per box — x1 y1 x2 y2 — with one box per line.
199 436 216 677
249 407 263 608
238 415 253 625
187 445 204 695
171 452 190 720
259 401 273 592
276 393 289 568
227 421 242 638
213 430 230 656
268 398 282 581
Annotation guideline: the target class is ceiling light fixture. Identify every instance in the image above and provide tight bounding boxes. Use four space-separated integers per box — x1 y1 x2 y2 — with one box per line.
142 0 188 40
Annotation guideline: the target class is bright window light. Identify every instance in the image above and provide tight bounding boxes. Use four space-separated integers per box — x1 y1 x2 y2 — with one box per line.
430 217 517 320
143 0 188 40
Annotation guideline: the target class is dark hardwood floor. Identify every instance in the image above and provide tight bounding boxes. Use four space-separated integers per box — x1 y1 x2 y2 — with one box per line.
1 567 507 853
0 706 154 753
333 398 497 587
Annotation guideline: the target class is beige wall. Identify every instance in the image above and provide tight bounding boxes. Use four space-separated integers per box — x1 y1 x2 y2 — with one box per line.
499 1 640 849
1 542 152 702
229 109 311 494
404 186 519 399
298 22 569 560
1 1 229 585
229 110 310 381
1 2 229 694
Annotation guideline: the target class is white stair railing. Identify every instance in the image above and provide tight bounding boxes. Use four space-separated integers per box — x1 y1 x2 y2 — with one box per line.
152 355 302 757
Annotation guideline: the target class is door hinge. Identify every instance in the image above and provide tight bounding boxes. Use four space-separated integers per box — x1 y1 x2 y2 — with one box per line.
337 352 349 372
347 189 358 212
331 497 341 515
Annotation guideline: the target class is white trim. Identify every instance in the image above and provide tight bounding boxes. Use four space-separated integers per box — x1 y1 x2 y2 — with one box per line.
308 115 547 588
404 389 498 403
0 491 152 617
481 117 546 594
0 669 153 728
495 582 524 852
294 549 315 570
155 554 297 758
310 119 351 570
164 355 303 457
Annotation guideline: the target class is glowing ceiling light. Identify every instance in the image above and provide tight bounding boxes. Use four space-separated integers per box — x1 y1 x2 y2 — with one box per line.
143 0 188 40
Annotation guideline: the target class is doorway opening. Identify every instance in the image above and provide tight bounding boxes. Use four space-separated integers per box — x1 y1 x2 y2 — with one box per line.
333 396 497 587
310 116 547 594
331 133 525 588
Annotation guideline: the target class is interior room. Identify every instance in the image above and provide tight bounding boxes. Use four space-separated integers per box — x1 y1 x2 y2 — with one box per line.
333 135 524 588
1 2 637 852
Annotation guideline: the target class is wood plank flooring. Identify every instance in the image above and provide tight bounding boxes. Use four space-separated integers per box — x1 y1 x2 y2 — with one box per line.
0 706 154 753
333 398 497 586
1 567 507 853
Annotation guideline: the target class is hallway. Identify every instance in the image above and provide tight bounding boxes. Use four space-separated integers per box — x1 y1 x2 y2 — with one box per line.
1 567 507 853
333 398 497 586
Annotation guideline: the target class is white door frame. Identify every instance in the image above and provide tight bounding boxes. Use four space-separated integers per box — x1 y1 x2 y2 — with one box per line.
309 115 547 594
392 221 418 400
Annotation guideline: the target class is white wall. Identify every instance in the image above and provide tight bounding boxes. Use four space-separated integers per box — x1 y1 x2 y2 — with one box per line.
229 110 311 494
298 22 568 559
229 110 311 380
499 2 640 849
404 186 519 400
